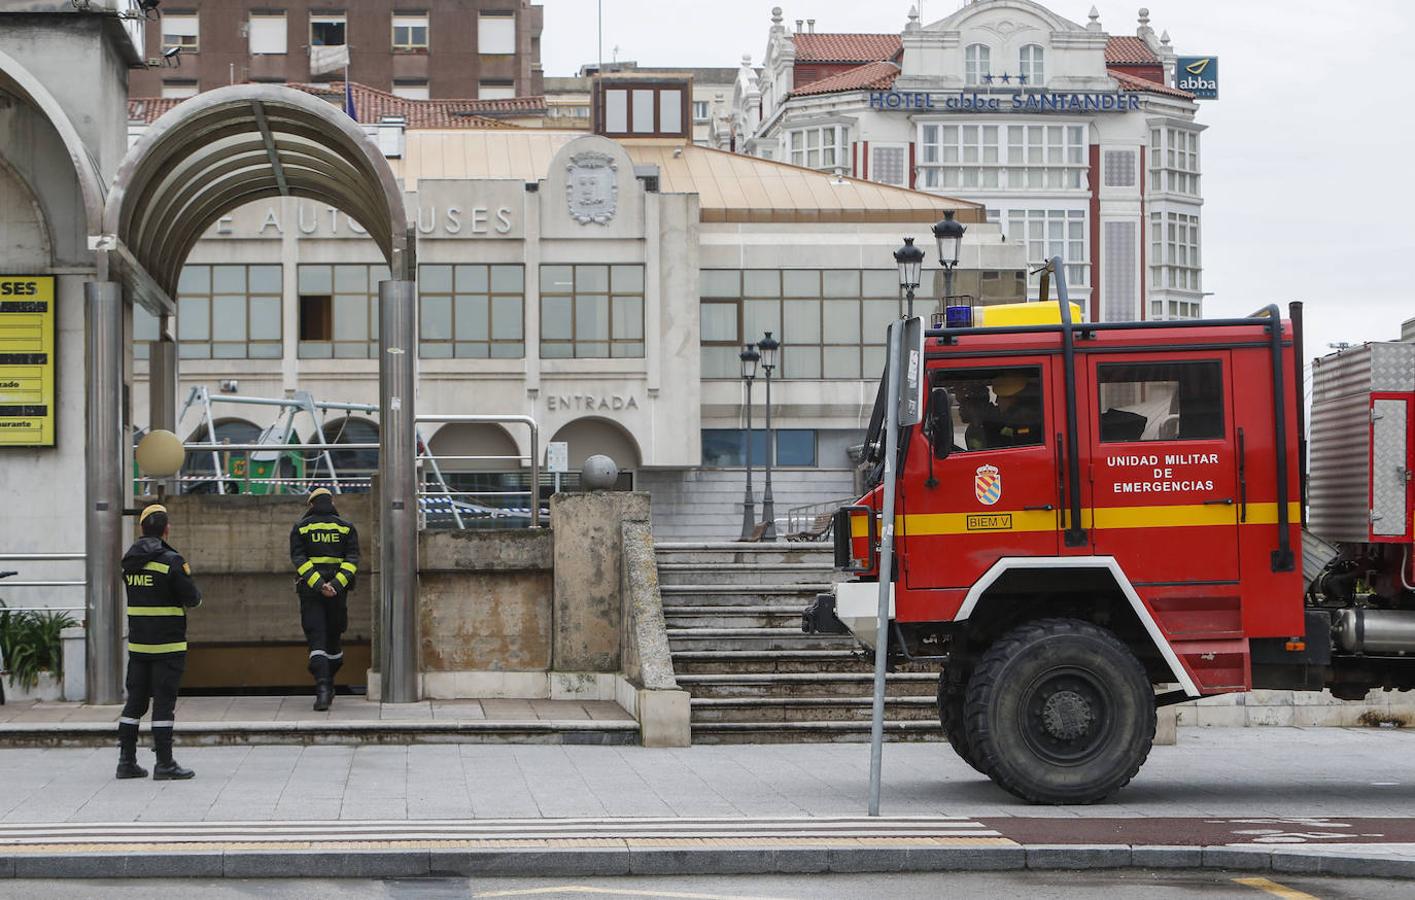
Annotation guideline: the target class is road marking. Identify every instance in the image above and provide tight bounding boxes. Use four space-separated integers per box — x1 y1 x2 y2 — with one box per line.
474 888 788 899
1232 876 1320 900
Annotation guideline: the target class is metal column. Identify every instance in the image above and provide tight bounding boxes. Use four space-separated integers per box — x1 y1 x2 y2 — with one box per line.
148 330 178 433
84 281 124 705
378 280 419 703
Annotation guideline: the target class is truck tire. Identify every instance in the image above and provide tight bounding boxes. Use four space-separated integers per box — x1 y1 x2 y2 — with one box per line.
938 667 987 774
964 617 1155 805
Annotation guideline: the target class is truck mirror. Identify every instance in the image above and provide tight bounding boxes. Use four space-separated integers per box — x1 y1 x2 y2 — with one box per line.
927 387 953 460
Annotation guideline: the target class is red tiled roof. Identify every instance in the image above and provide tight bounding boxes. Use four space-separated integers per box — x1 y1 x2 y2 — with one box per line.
127 82 519 129
792 61 900 96
1111 68 1194 100
792 33 901 64
1105 35 1159 66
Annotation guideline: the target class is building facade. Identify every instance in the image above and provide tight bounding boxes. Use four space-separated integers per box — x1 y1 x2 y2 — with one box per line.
544 63 740 145
732 1 1206 322
127 0 544 101
124 83 1028 539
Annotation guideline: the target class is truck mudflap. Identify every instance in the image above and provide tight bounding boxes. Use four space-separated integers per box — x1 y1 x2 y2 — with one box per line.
801 593 850 635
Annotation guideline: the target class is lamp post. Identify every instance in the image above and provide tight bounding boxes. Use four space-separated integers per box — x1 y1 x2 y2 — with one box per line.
932 209 966 308
738 342 761 540
893 236 925 317
757 330 780 541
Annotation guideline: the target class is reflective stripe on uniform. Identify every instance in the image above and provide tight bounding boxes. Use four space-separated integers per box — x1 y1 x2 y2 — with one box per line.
127 606 186 617
150 721 175 728
309 649 329 658
340 561 358 574
328 652 343 660
300 523 350 534
335 572 349 588
118 716 141 726
306 572 322 588
142 561 171 574
297 560 315 575
128 641 187 654
308 556 345 564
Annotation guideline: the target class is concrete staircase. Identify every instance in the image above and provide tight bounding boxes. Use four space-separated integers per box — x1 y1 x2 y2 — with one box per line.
656 542 942 744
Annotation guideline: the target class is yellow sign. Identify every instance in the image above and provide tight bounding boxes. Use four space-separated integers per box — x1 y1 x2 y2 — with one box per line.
0 276 56 447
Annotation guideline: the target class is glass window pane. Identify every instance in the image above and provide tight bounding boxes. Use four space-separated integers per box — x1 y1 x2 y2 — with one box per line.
782 270 820 297
178 296 208 341
743 299 780 342
334 295 368 340
701 346 737 379
490 265 523 293
776 430 816 466
455 295 489 340
541 296 572 339
133 306 159 342
701 302 738 342
612 296 643 340
249 343 282 359
577 265 610 293
177 265 210 294
420 264 452 293
861 299 898 339
248 295 281 340
823 300 860 343
421 295 453 340
782 346 821 379
542 342 573 359
658 90 682 133
783 298 821 344
421 342 453 359
579 341 610 358
605 89 628 132
334 265 367 293
491 342 523 359
823 346 861 379
455 264 489 293
491 297 522 340
702 270 741 297
298 265 331 294
611 342 644 358
862 270 899 297
244 264 279 293
743 270 780 297
298 341 333 359
576 294 609 340
334 342 367 359
822 270 860 298
632 89 656 133
454 342 489 358
541 265 574 293
611 265 643 293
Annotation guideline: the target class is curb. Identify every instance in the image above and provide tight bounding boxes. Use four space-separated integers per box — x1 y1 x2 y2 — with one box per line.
3 844 1415 879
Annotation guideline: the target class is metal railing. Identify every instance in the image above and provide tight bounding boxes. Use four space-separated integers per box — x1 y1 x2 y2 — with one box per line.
0 553 85 612
415 414 542 529
135 442 381 496
784 498 856 541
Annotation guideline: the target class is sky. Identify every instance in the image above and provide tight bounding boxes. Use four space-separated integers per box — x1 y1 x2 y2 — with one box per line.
540 0 1414 355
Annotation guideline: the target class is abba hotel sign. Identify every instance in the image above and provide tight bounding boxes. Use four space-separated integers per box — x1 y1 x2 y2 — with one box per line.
869 90 1142 112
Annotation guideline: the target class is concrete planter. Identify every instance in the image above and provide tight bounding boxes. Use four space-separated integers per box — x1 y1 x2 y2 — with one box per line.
3 671 63 702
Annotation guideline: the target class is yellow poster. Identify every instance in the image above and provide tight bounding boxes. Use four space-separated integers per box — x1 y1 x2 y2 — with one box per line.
0 276 56 447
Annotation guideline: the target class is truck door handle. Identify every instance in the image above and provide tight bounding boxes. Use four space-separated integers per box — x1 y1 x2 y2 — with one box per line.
1024 504 1056 511
1203 498 1235 506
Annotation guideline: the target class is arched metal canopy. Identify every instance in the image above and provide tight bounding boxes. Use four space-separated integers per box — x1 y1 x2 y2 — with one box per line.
104 84 412 313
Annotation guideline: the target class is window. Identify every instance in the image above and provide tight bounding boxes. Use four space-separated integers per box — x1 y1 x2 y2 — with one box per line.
700 269 902 380
162 13 199 52
1018 44 1044 86
478 11 516 54
918 123 1085 191
173 265 282 360
161 81 198 99
1097 361 1223 442
871 145 907 187
249 13 286 54
310 14 347 47
1149 210 1201 294
701 429 817 467
132 303 159 360
1102 221 1137 322
1004 209 1088 289
393 81 430 100
1150 127 1200 195
965 43 991 85
598 84 686 136
540 265 644 359
297 264 387 358
418 264 524 359
392 14 429 50
787 124 847 171
931 366 1045 451
478 80 516 100
1103 149 1136 187
692 100 710 122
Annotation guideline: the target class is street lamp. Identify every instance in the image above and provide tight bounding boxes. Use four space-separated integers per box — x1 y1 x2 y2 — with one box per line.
757 330 780 541
738 342 761 541
932 209 966 308
893 236 925 317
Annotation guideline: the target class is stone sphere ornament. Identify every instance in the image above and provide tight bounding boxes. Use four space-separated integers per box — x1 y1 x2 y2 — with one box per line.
581 454 620 491
135 429 185 477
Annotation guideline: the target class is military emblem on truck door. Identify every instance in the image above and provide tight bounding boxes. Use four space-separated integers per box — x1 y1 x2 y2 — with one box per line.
975 464 1002 505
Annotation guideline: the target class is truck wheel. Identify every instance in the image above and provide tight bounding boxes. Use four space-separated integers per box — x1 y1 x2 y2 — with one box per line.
965 618 1155 805
938 667 987 774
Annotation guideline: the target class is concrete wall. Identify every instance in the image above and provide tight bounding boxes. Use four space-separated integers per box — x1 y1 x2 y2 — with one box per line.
550 491 651 672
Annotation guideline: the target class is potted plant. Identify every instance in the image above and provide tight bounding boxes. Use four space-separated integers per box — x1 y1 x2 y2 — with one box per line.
0 604 78 703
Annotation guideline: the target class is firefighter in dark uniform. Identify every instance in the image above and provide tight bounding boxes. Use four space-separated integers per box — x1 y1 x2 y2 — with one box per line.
290 487 360 711
117 504 200 780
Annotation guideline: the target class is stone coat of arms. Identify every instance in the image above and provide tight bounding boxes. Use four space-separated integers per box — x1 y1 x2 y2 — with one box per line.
566 151 618 225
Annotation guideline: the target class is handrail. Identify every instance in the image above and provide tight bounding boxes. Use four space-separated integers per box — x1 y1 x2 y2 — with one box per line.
416 414 541 528
0 553 85 561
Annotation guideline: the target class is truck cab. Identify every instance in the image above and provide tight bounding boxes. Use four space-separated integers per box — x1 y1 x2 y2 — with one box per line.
805 297 1415 804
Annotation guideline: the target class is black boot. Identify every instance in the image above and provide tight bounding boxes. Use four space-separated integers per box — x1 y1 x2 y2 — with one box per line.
313 680 333 712
116 722 148 779
152 728 194 781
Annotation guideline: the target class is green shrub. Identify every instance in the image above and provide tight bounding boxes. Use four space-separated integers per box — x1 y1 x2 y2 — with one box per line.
0 603 78 691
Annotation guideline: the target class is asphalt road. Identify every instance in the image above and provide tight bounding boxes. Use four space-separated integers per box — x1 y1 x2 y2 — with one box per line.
0 872 1403 900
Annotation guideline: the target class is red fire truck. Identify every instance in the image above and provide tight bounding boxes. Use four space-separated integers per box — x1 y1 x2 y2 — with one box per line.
804 291 1415 804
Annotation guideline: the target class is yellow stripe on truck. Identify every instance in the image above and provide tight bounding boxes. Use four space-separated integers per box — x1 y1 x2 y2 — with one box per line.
850 502 1303 537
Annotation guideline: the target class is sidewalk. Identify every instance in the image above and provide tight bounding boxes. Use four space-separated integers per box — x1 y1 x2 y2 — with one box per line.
2 727 1414 879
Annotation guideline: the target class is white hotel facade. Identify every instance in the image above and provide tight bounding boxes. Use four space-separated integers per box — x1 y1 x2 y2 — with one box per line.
728 0 1207 322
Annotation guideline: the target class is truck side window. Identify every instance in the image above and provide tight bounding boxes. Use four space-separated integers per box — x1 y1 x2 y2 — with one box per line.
931 366 1045 452
1097 361 1224 442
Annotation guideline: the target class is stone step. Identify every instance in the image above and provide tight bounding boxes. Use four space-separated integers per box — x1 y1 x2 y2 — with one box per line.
654 542 837 567
675 672 938 700
660 584 829 606
667 627 857 653
690 695 938 723
690 719 945 744
663 606 807 629
671 649 872 675
656 563 837 587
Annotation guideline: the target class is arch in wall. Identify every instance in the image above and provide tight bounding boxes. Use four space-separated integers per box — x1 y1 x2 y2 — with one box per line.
0 157 52 271
181 417 263 492
549 417 643 471
307 416 380 488
425 422 522 473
